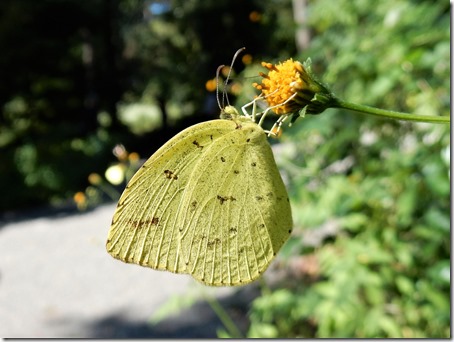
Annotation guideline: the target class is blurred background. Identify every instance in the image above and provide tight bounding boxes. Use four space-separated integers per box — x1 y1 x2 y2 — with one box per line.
0 0 450 338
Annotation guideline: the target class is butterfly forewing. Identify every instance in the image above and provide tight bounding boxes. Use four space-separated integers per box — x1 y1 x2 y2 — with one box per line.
107 121 239 274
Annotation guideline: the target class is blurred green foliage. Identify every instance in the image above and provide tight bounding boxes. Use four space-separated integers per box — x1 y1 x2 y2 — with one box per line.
233 0 449 338
0 0 449 338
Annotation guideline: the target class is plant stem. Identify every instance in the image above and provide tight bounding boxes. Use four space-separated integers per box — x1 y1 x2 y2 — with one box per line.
98 182 121 201
204 294 243 338
335 100 450 124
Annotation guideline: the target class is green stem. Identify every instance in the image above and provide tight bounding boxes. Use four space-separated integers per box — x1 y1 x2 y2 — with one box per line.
204 294 243 338
98 182 121 201
335 100 450 124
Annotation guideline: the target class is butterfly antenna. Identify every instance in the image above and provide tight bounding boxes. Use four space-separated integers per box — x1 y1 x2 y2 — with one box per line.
216 64 225 111
216 47 246 111
223 47 246 106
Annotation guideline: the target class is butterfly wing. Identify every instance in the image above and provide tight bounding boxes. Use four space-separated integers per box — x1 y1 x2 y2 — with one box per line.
106 120 239 274
177 120 293 286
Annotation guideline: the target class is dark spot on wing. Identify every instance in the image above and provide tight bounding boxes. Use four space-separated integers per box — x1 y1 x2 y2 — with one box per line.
229 227 237 236
255 195 263 201
246 138 251 142
164 170 178 180
251 162 256 167
127 218 158 229
207 238 221 249
217 195 236 205
193 140 203 149
233 170 240 174
221 156 226 162
193 234 207 244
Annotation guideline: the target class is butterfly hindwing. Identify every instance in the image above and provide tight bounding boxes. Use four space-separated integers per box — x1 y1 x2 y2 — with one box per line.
177 120 292 286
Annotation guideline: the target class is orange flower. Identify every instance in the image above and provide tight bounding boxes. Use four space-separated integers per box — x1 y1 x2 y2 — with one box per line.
128 152 140 162
253 58 337 117
88 173 102 185
73 192 87 210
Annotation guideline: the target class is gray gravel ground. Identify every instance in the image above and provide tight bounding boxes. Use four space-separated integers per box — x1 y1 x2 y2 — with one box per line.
0 204 258 338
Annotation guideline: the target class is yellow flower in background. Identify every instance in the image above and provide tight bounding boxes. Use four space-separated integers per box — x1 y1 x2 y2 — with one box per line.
128 152 140 162
73 191 87 210
242 53 253 65
253 58 337 118
88 173 102 185
220 65 231 78
205 78 217 92
249 11 262 22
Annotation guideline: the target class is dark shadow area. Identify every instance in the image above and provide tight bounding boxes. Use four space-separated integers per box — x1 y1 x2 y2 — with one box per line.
65 286 259 338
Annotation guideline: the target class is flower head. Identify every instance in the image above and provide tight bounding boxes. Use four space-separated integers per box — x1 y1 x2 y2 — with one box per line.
88 173 102 185
73 191 87 210
253 58 337 117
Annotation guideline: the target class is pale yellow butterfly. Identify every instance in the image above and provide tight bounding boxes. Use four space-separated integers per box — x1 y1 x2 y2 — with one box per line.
106 51 293 286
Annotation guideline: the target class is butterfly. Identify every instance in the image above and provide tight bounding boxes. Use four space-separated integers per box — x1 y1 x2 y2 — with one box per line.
106 49 293 286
